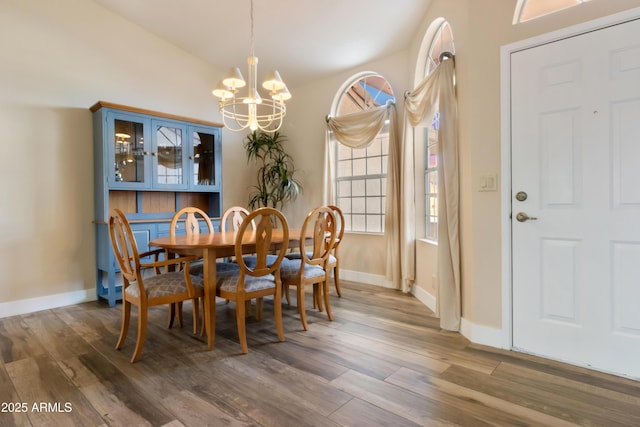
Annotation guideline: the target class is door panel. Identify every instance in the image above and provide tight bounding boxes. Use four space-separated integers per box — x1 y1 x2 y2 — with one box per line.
511 17 640 378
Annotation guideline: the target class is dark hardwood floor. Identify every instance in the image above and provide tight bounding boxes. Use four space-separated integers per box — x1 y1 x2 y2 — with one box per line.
1 280 640 426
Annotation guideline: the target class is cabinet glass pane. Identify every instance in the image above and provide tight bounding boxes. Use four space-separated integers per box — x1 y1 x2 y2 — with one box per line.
114 119 145 183
193 131 216 186
156 125 183 185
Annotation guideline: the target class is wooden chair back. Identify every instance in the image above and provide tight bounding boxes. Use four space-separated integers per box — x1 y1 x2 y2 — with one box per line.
170 206 213 237
299 206 337 268
326 205 344 251
220 206 255 232
108 208 141 285
234 207 289 278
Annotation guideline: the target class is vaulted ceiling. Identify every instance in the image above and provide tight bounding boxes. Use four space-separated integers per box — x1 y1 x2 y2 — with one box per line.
93 0 433 88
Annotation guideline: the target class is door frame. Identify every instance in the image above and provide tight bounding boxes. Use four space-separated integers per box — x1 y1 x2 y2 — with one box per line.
500 7 640 353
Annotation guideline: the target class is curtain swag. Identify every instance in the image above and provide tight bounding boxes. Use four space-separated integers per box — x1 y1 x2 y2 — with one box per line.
326 101 393 148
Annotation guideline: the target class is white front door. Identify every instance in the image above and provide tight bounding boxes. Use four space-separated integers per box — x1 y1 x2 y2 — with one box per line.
511 17 640 379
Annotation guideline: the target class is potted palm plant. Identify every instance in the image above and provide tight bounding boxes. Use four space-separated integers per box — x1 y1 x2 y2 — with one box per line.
244 130 302 210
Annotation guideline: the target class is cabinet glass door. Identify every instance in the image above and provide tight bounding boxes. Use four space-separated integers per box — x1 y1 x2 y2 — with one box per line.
192 130 217 187
189 126 220 190
114 118 146 184
154 121 186 188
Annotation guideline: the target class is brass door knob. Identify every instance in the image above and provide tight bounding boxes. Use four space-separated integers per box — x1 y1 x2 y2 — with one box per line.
515 191 528 201
516 212 538 222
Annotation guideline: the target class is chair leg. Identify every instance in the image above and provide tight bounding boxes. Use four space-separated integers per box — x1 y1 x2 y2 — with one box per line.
236 298 248 354
131 306 148 363
298 284 308 331
283 283 291 306
314 283 323 312
192 298 200 334
200 298 206 337
255 297 264 320
177 301 184 328
323 279 333 321
167 303 176 329
312 285 318 309
274 286 284 342
116 300 131 350
244 300 252 318
333 264 342 297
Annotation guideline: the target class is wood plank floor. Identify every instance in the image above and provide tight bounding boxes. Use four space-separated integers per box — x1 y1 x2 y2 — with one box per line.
2 280 640 426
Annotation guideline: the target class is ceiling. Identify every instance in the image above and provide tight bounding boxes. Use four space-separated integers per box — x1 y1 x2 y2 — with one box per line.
93 0 433 88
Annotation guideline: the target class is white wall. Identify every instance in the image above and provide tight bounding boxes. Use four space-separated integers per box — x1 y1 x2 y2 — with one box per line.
0 0 249 314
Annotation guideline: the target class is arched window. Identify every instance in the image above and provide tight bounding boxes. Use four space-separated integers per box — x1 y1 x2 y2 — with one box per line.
513 0 591 24
416 19 455 242
331 72 395 233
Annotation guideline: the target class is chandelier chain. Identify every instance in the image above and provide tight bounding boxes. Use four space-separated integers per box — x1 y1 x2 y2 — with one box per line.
250 0 255 57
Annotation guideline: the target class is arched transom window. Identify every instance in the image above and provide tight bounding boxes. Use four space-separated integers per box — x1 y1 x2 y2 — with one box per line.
332 72 395 233
514 0 592 24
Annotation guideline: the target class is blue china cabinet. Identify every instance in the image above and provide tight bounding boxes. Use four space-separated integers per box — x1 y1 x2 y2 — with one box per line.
91 101 223 306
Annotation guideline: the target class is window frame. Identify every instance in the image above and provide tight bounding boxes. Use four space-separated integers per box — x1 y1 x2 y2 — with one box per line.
424 126 438 242
330 71 395 234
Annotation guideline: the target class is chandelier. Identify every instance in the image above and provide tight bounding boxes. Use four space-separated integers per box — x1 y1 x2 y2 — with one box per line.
212 0 291 132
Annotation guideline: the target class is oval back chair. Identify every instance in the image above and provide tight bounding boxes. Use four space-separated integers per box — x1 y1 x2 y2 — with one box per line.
280 206 337 331
214 207 289 353
108 209 203 363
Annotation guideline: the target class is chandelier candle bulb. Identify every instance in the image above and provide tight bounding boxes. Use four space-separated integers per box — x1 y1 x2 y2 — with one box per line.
222 67 246 89
263 70 285 92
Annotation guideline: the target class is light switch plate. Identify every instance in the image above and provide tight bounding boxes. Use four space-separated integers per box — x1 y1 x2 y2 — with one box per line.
479 173 498 192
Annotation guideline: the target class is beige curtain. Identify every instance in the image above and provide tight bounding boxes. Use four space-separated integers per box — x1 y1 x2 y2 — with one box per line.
399 120 416 293
405 58 460 331
324 101 403 289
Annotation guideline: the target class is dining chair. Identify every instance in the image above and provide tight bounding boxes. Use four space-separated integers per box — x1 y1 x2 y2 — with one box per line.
169 207 238 333
326 205 345 298
220 205 279 317
108 209 203 363
214 207 288 353
286 205 345 300
280 206 337 331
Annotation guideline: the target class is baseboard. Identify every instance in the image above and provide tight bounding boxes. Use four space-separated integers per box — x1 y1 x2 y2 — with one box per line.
0 289 97 319
411 284 437 313
341 269 439 314
407 282 506 349
340 269 395 288
460 317 508 349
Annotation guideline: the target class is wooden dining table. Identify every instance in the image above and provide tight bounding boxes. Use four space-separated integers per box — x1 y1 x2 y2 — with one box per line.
150 228 304 349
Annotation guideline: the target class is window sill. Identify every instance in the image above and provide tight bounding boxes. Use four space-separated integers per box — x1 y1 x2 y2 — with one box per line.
418 238 438 246
344 231 385 237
